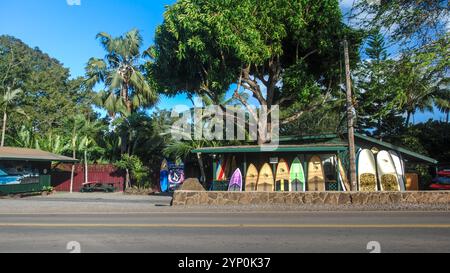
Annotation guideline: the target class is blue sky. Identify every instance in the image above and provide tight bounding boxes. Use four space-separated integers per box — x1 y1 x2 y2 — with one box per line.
0 0 446 122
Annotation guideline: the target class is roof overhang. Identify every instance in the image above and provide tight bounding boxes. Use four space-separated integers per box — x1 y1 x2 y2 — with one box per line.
192 144 348 154
0 147 78 163
353 133 438 164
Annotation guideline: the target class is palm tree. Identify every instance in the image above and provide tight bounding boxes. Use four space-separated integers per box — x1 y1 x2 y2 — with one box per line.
68 115 89 193
8 125 34 148
85 29 158 154
76 117 103 185
0 87 26 147
35 133 70 154
390 60 435 127
163 93 248 185
434 84 450 123
163 139 220 186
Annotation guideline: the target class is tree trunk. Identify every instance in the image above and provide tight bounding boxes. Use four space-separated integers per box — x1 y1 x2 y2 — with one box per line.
84 150 88 184
125 168 131 189
405 111 411 128
120 82 130 155
1 110 7 147
196 153 206 186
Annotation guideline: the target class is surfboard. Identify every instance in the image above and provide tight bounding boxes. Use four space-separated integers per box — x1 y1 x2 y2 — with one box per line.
377 150 400 191
307 155 325 191
389 150 406 191
357 149 378 192
228 168 243 191
433 176 450 185
337 157 351 191
159 159 169 192
289 158 305 192
275 158 290 191
168 164 185 191
257 163 274 192
216 158 225 180
245 164 258 191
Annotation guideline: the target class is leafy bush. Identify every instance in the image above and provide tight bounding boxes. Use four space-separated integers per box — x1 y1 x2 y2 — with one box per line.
114 155 150 189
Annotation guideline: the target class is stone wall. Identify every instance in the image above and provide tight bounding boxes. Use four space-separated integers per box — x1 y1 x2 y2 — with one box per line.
172 191 450 206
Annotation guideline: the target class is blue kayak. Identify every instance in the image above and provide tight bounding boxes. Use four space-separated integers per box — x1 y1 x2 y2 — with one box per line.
433 176 450 185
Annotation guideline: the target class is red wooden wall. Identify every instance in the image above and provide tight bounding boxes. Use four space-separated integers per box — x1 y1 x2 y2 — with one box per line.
51 164 125 192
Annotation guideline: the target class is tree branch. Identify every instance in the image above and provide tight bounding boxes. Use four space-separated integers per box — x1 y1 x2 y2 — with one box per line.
280 91 332 125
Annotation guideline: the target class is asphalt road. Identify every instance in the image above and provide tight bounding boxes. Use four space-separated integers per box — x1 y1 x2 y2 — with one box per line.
0 211 449 253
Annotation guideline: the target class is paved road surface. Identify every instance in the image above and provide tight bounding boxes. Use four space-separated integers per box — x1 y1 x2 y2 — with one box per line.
0 211 449 253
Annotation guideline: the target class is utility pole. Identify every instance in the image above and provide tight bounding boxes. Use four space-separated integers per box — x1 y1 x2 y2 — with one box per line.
343 39 358 191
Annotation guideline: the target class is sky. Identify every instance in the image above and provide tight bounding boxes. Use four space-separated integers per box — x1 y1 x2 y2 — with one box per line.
0 0 446 123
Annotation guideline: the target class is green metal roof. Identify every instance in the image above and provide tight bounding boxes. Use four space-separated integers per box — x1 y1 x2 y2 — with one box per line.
353 133 438 164
191 132 438 164
277 134 339 142
192 144 348 154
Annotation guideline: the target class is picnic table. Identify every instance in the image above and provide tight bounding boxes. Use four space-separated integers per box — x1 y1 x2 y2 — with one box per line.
80 182 116 193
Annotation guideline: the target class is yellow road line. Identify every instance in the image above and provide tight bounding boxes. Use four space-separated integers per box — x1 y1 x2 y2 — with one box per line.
0 210 448 215
0 223 450 228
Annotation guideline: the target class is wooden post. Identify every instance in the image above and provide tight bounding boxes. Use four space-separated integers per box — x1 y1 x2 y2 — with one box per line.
243 153 247 191
212 154 217 191
343 39 358 191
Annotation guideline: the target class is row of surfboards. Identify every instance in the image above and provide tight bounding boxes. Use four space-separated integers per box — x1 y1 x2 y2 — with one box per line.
222 156 329 192
356 149 406 192
222 149 407 192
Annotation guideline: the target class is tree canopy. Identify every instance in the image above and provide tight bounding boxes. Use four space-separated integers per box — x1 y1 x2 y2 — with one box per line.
0 35 94 137
147 0 363 142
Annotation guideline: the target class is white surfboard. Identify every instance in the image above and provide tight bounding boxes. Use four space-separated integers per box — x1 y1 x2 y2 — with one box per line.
357 149 378 192
389 150 406 191
377 150 400 191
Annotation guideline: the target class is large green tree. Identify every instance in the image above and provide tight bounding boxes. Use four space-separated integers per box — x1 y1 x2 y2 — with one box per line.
354 30 404 138
148 0 362 144
351 0 449 124
0 35 94 143
351 0 449 48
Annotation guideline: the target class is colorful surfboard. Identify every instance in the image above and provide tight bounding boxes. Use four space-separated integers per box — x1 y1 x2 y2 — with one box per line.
245 164 258 191
159 159 169 192
289 158 305 192
216 158 225 180
257 163 274 192
275 158 290 191
168 163 185 191
377 150 400 191
357 149 378 192
307 155 325 191
228 168 243 191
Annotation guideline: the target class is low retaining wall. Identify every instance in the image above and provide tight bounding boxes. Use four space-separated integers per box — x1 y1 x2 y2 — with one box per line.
172 191 450 206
